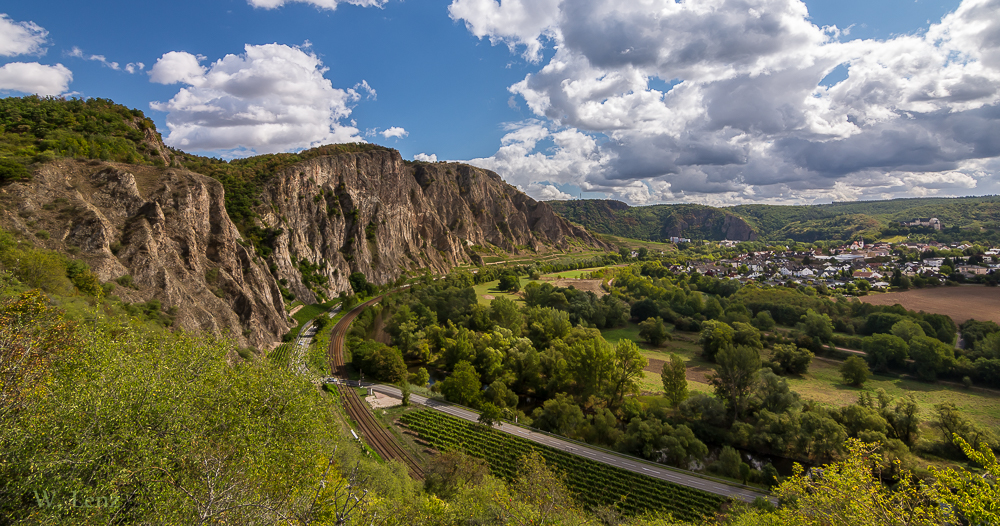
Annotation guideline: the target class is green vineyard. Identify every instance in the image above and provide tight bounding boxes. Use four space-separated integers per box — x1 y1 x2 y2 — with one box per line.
398 409 726 521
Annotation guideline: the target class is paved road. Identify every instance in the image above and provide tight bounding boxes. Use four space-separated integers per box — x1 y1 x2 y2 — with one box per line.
368 384 771 504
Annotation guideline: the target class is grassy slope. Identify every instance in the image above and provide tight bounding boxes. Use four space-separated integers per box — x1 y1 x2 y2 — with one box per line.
602 324 1000 431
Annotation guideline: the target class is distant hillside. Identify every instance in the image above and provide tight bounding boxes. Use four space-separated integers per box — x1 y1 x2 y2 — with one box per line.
549 197 1000 243
549 201 758 241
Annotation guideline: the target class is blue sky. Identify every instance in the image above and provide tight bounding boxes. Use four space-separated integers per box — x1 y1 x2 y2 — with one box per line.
2 0 997 205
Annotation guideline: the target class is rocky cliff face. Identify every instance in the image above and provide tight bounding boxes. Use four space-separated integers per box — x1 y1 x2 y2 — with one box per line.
0 159 290 349
0 150 608 347
256 151 608 303
660 208 758 241
548 199 759 242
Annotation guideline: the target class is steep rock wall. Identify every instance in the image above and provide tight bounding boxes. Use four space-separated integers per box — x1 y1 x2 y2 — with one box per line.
0 159 290 349
257 151 608 303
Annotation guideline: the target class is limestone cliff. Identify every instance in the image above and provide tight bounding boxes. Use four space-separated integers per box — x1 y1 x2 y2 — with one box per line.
0 150 608 347
549 200 759 241
0 159 290 349
256 151 608 303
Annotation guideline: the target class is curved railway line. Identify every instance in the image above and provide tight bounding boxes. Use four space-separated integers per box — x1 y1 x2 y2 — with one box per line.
328 296 424 480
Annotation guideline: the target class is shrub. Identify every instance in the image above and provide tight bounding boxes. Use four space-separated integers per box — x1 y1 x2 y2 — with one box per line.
840 356 870 386
115 274 137 289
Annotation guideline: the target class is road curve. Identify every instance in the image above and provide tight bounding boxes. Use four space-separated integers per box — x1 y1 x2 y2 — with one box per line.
370 383 771 504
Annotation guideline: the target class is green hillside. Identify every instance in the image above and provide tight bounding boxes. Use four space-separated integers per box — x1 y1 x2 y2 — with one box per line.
550 197 1000 244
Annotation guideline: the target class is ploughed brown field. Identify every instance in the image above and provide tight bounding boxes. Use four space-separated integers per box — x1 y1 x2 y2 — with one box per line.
859 285 1000 325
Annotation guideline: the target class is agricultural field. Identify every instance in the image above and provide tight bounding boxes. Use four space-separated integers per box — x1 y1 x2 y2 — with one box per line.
859 285 1000 325
398 409 725 521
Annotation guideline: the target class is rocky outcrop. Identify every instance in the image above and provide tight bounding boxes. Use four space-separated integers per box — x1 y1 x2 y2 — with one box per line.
256 152 608 303
0 150 608 347
549 200 759 242
660 207 758 241
0 159 290 349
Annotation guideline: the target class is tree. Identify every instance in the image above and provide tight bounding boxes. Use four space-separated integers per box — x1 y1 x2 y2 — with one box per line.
489 295 523 336
929 436 1000 525
638 316 671 346
629 298 659 322
484 379 518 409
890 319 925 343
498 273 520 293
863 333 909 372
661 353 688 407
709 344 761 421
752 310 776 331
531 393 586 438
410 367 430 387
934 402 999 455
754 369 800 414
770 343 813 375
699 320 735 362
713 446 746 479
399 380 411 406
763 440 944 525
499 451 580 526
797 309 834 344
350 341 407 383
908 335 955 382
618 417 707 467
348 271 375 296
477 402 503 427
733 321 763 350
605 339 648 412
439 360 482 407
423 451 490 499
840 356 871 387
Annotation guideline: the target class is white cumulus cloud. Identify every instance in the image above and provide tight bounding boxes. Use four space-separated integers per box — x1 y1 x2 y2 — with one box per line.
148 51 207 85
414 153 437 162
524 182 573 200
0 62 72 95
380 126 407 139
149 43 366 154
453 0 1000 204
0 14 48 57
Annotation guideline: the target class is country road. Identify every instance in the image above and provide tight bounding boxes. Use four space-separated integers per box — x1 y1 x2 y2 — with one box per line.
368 383 772 504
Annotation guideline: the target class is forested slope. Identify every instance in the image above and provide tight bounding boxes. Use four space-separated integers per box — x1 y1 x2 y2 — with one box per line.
549 197 1000 243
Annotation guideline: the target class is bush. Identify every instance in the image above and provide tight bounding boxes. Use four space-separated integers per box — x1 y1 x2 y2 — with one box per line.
115 274 137 289
771 343 813 375
0 157 30 183
840 356 871 386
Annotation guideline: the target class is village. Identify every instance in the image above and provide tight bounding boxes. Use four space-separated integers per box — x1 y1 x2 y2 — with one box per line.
678 236 1000 292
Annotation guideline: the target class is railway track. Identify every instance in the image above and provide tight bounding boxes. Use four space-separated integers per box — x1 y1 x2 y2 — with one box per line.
328 296 425 480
